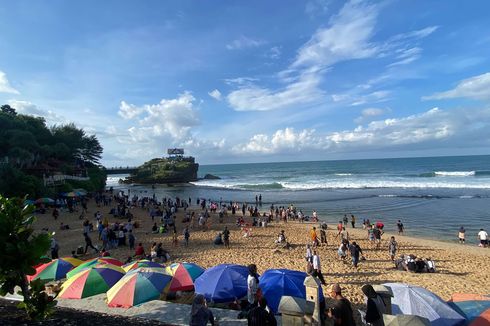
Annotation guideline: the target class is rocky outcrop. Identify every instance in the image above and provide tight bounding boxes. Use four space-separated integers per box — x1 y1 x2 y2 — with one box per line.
125 157 199 184
203 174 220 180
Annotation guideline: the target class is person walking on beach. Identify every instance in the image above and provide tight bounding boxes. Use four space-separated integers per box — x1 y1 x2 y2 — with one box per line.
184 226 190 246
52 207 59 220
349 241 362 268
397 220 404 235
350 215 356 228
477 228 488 247
310 226 319 247
326 283 355 326
343 215 348 227
340 227 349 244
223 226 230 248
336 221 343 239
83 232 98 254
388 236 397 261
458 226 466 244
320 224 328 246
312 250 327 285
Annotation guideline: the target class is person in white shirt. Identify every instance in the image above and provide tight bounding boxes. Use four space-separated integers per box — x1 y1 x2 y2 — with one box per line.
247 264 260 307
312 250 326 285
477 228 488 247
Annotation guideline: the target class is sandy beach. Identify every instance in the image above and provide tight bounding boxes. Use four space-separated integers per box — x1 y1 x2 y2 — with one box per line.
33 196 490 320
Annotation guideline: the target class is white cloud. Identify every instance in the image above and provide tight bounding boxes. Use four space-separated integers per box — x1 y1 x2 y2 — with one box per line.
266 46 282 60
118 101 144 119
331 90 391 107
293 0 379 68
354 107 390 124
7 100 67 125
119 92 200 141
227 70 324 111
226 36 265 50
388 47 422 67
390 26 439 42
0 71 20 94
423 72 490 101
305 0 330 18
208 89 222 101
236 107 490 155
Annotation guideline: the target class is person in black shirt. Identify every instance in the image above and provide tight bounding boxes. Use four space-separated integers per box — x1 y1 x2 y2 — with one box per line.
327 283 355 326
248 297 277 326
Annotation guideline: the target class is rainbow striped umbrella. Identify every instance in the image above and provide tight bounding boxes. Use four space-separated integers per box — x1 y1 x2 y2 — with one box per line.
123 260 164 272
107 267 172 308
165 262 205 292
66 257 123 279
27 257 83 282
59 264 125 299
35 197 55 204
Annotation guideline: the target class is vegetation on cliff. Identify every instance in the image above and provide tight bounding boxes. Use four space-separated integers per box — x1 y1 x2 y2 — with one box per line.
126 156 199 184
0 104 105 197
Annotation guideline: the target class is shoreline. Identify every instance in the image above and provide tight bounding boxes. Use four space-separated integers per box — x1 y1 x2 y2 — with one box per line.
30 196 490 324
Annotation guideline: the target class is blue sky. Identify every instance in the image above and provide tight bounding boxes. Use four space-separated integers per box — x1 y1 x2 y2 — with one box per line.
1 0 490 166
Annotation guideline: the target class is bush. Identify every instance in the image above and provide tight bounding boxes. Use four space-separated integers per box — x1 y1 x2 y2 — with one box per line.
17 279 57 321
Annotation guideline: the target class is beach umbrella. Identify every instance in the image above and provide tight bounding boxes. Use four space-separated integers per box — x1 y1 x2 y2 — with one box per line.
35 197 55 204
383 314 431 326
106 267 173 308
63 192 78 197
383 283 465 326
59 264 125 299
259 268 324 314
448 293 490 326
66 257 123 279
165 262 205 292
123 259 164 272
73 188 87 196
27 257 83 282
194 264 248 303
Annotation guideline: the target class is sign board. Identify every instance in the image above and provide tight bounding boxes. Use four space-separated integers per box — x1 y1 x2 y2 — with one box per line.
167 148 184 155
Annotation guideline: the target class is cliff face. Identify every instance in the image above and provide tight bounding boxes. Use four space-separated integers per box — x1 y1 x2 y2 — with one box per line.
126 157 198 184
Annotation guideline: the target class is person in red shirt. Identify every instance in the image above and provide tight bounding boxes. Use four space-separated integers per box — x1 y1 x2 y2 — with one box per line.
134 242 145 259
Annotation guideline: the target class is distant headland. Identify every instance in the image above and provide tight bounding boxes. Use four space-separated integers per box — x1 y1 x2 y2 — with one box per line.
122 148 199 184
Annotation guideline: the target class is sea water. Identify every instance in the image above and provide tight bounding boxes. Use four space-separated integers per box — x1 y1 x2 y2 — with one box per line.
107 155 490 244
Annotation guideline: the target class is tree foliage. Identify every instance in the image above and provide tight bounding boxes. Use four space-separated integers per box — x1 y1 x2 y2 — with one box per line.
0 196 54 320
0 107 105 197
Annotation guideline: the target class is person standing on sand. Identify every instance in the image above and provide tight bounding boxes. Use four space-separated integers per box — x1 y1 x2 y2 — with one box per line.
326 283 355 326
458 226 466 244
477 228 488 247
349 241 362 268
388 236 397 261
223 226 230 248
397 220 404 235
312 250 327 285
184 226 190 246
343 215 348 227
350 215 356 228
128 230 135 250
247 264 260 308
50 235 59 259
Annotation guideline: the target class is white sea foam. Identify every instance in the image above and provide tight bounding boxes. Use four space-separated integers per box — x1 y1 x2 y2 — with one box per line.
434 171 475 177
334 173 353 176
192 178 490 190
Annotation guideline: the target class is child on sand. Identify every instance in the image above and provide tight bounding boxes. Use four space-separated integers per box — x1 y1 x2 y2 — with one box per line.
310 227 319 247
458 226 465 244
184 226 190 246
223 226 230 248
389 236 397 261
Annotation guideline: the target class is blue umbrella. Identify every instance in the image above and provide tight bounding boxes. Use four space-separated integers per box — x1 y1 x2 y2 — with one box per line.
384 283 465 326
259 269 324 314
194 264 248 303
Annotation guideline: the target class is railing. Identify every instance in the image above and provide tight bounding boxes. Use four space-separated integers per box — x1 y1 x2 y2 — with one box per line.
43 174 90 187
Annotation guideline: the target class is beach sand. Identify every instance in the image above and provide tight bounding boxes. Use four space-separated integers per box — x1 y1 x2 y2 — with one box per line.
34 198 490 322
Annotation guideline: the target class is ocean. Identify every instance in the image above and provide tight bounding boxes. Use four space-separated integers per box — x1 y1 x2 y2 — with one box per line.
107 155 490 244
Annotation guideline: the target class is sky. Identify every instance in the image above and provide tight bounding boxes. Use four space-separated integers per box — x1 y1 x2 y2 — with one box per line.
1 0 490 166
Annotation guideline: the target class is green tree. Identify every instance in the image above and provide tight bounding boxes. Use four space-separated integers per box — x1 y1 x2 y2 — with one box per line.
1 104 17 115
0 196 53 319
